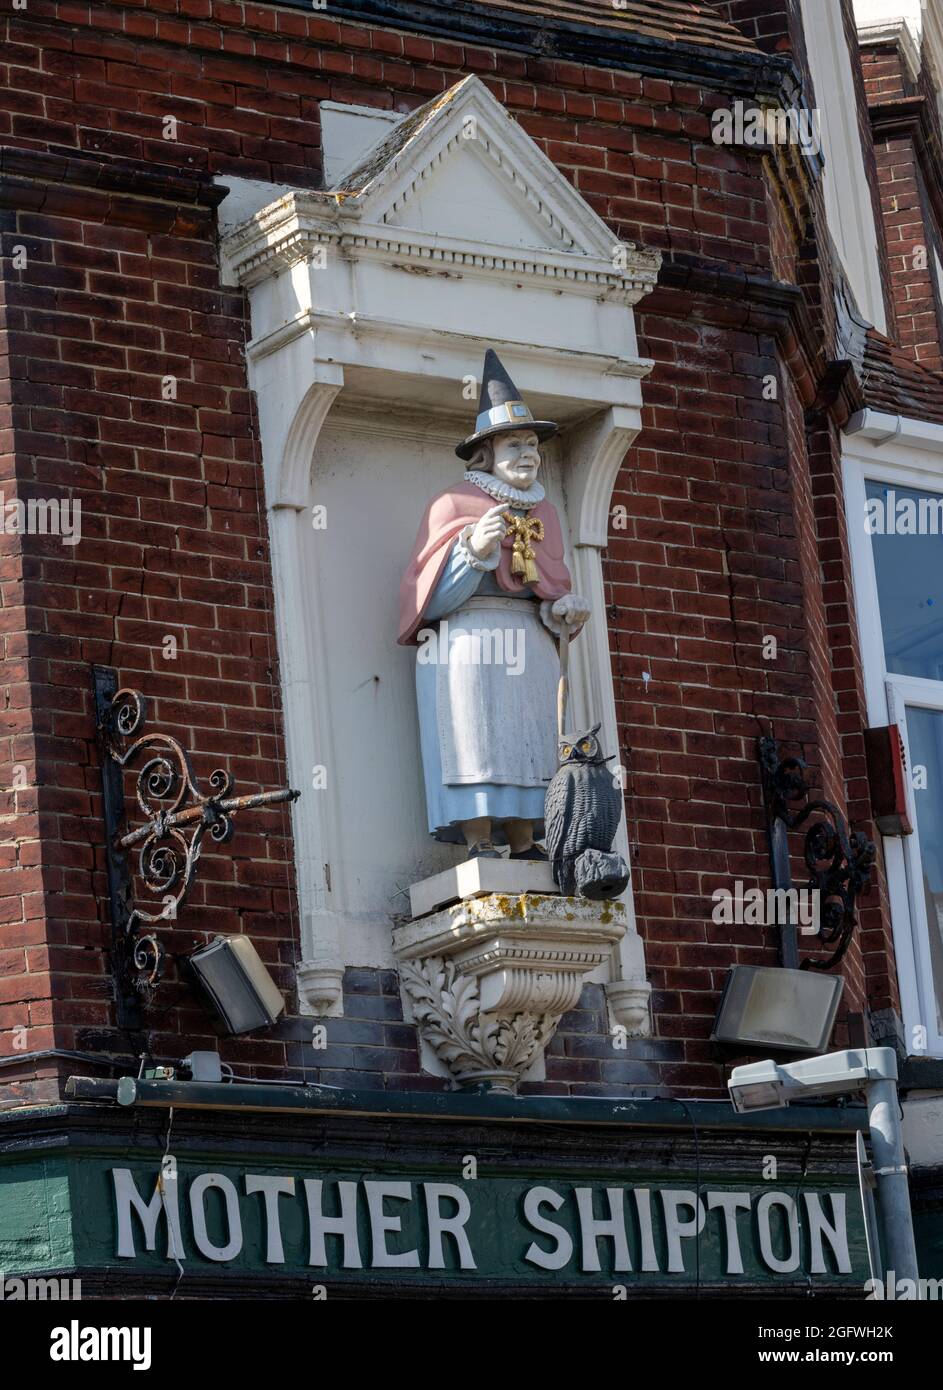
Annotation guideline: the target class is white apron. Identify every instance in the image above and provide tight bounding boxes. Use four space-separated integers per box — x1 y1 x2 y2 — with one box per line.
435 594 559 786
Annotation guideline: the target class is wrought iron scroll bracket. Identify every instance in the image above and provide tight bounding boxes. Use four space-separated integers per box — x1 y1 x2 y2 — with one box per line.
757 735 876 972
93 666 300 1026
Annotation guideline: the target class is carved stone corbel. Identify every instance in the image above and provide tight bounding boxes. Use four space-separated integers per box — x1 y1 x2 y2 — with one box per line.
605 977 653 1037
296 962 345 1018
393 892 627 1092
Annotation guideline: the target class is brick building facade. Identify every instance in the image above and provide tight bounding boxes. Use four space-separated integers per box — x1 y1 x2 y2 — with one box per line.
1 0 943 1301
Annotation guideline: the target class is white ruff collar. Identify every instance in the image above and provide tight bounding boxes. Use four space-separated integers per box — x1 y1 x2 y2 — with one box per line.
464 470 544 509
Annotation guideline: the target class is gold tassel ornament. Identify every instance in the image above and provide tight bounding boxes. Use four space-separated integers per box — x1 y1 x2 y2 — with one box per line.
502 513 544 586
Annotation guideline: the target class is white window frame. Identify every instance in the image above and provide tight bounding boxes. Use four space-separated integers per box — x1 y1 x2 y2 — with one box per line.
844 414 943 1054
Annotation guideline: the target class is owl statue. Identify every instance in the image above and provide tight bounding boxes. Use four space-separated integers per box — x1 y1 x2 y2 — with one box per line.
544 723 630 900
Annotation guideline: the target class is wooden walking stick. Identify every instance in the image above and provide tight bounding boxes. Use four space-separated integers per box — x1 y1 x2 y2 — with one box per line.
556 617 570 740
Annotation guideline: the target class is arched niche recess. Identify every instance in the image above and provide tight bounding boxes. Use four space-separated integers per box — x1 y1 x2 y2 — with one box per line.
221 76 660 1026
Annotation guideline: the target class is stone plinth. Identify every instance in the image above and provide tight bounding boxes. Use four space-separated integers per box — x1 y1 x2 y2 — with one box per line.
408 858 558 919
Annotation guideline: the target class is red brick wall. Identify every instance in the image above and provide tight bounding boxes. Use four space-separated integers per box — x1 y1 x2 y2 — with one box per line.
806 405 900 1028
0 490 53 1079
872 125 943 369
1 162 302 1099
0 0 898 1098
707 0 804 56
609 304 795 1091
862 38 943 368
860 36 909 102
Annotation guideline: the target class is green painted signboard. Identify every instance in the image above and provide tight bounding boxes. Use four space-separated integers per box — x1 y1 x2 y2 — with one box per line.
0 1148 870 1290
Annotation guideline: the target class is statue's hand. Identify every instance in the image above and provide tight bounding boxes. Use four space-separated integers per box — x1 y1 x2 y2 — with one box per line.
552 594 591 627
467 504 507 561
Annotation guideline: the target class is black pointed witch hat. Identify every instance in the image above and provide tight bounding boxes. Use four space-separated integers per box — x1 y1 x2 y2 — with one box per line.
455 348 558 461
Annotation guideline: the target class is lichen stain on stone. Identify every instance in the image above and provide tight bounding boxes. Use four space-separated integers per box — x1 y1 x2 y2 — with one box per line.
329 80 468 199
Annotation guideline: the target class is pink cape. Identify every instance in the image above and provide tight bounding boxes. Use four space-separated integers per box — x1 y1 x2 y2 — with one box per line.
398 481 572 646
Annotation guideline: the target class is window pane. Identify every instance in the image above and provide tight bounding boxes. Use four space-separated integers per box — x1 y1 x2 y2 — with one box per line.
866 480 943 680
906 705 943 1034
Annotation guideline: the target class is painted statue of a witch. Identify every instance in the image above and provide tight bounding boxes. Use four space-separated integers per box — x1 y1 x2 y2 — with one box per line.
398 350 590 860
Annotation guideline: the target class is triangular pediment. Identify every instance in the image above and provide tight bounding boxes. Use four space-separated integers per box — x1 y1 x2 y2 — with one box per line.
380 137 574 249
330 76 618 261
221 77 660 297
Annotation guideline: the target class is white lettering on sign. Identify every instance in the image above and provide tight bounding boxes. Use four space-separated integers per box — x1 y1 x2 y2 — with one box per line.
575 1188 632 1272
190 1173 243 1262
633 1188 659 1271
707 1191 751 1275
804 1192 851 1274
522 1186 573 1270
113 1168 184 1261
661 1191 705 1273
245 1175 295 1264
111 1170 855 1278
364 1182 420 1269
756 1191 800 1274
424 1184 476 1270
304 1179 362 1269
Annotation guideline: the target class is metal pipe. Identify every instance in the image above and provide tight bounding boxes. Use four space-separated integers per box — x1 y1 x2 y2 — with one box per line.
0 1049 138 1072
118 786 299 849
868 1074 921 1287
65 1074 869 1132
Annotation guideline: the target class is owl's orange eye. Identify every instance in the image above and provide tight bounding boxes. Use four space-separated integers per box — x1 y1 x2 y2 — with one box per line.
561 745 572 758
580 739 593 753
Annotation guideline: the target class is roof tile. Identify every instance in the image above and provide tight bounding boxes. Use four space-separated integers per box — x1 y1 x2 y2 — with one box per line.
861 330 943 426
472 0 761 54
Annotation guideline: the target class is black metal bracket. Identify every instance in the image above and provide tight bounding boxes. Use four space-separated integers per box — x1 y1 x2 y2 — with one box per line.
757 736 876 972
93 666 300 1026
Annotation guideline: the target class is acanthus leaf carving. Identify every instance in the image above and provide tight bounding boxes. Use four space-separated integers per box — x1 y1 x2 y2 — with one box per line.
400 955 556 1093
394 893 627 1093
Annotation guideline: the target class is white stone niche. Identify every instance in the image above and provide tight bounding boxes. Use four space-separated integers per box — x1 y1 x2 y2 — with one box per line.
220 75 660 1030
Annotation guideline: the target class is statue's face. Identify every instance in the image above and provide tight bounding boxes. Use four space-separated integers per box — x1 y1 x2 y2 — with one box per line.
490 430 541 489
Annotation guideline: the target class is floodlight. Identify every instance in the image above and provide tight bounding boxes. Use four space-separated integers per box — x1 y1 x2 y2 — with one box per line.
726 1047 918 1287
728 1046 897 1114
712 964 843 1053
189 934 285 1034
